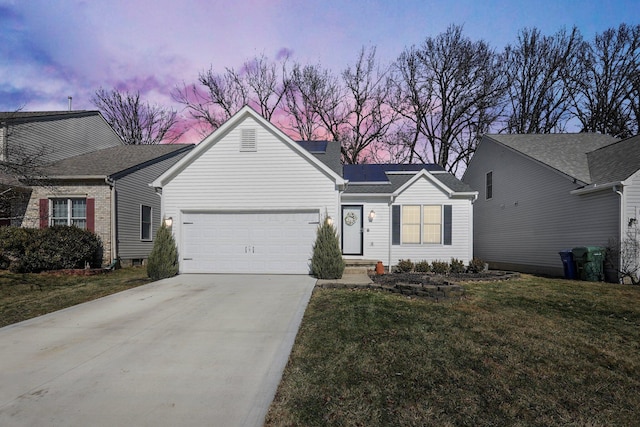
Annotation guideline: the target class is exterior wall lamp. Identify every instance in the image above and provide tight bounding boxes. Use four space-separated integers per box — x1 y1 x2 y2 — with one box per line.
164 217 173 228
368 210 376 222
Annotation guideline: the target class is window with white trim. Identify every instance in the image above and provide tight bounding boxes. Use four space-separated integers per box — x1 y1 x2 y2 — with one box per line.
400 205 442 244
393 204 451 246
141 205 152 241
51 198 87 229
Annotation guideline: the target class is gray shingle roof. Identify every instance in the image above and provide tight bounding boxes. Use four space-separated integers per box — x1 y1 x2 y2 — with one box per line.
587 135 640 183
44 144 194 178
296 140 342 175
487 133 619 184
0 111 97 121
343 171 474 194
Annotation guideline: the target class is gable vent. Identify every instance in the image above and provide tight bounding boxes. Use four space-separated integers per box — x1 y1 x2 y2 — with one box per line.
240 128 257 152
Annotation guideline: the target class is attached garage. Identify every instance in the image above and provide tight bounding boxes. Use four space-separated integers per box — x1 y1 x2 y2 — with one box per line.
152 106 345 275
180 211 320 274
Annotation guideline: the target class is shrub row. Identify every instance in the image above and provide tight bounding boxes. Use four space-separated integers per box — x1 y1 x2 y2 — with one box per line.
0 226 103 273
395 257 486 274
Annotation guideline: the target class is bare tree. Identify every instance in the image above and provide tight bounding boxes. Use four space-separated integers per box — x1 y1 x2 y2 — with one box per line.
339 47 397 164
392 25 507 173
572 24 640 138
0 111 51 225
174 54 289 135
283 63 334 141
92 88 181 145
503 27 585 134
606 229 640 285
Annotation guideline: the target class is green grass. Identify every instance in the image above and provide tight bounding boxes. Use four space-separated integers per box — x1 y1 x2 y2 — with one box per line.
266 276 640 426
0 267 152 327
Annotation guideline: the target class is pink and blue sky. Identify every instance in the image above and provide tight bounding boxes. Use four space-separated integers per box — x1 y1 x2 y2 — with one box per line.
1 0 637 142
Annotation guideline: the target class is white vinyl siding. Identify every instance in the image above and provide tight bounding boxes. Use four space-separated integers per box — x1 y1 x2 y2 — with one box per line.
340 196 391 262
390 176 473 265
160 115 340 273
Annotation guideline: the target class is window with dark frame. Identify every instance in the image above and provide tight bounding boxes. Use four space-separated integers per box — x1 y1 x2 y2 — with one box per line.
141 205 152 241
486 171 493 200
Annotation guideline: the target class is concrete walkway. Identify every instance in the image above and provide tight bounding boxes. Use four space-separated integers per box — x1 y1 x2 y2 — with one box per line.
0 274 316 427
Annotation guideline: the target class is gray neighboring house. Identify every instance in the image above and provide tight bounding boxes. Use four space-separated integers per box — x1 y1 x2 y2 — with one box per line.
1 110 194 266
463 133 640 281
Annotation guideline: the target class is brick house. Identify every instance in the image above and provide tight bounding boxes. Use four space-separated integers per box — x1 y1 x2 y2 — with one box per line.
1 111 193 266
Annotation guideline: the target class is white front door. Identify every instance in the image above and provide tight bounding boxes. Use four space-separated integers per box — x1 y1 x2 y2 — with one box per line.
342 205 363 255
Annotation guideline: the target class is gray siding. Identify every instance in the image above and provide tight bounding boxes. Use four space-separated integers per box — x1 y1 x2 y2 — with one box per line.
115 152 190 261
463 138 619 276
5 113 122 164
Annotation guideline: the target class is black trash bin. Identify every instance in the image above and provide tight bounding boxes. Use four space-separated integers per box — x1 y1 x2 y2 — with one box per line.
572 246 605 281
558 249 576 280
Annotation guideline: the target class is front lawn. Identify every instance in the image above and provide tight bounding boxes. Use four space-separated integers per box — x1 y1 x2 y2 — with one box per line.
0 267 152 327
266 275 640 426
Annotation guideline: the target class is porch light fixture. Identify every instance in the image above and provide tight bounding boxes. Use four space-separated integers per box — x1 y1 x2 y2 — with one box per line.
326 216 334 226
164 217 173 228
368 210 376 222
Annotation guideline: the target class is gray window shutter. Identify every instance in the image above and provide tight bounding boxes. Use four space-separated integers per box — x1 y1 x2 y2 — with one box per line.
443 205 452 245
392 205 400 245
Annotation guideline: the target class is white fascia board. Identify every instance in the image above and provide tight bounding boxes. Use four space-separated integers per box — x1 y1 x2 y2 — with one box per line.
393 169 453 197
569 180 627 195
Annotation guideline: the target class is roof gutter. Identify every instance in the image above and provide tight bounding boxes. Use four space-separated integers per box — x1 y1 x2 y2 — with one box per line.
569 180 628 195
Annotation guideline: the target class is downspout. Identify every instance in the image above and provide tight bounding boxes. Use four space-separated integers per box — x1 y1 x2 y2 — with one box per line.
388 195 396 271
106 177 117 264
614 185 624 283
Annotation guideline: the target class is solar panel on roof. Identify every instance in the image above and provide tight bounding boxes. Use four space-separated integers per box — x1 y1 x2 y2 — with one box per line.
343 164 389 182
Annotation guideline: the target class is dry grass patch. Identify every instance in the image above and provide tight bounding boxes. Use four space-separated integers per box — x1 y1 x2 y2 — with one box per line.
266 275 640 426
0 267 152 327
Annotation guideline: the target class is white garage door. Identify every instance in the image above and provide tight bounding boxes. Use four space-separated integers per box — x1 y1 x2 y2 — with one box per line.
181 211 319 274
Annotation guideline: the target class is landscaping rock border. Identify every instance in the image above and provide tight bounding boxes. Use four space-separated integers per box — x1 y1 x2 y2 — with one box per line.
315 270 520 302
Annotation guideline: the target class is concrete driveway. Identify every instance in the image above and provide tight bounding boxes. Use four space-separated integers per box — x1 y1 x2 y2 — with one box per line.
0 274 316 426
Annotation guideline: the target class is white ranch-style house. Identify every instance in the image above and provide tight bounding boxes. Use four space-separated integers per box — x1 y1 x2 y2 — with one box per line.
152 106 477 275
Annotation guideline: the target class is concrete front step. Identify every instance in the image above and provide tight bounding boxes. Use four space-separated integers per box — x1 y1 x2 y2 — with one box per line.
344 266 370 275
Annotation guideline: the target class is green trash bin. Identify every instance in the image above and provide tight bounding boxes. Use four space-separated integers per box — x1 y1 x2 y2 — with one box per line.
572 246 605 281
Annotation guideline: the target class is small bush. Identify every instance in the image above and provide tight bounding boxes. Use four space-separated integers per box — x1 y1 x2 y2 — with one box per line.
147 222 179 280
1 226 102 273
450 258 466 274
467 257 486 273
395 259 414 273
431 260 450 275
414 260 430 272
311 216 345 279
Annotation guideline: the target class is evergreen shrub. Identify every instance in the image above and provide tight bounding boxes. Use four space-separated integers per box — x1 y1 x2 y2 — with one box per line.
467 257 486 273
396 259 414 273
0 226 102 273
310 217 345 279
431 260 450 274
414 260 430 272
147 221 179 280
450 258 466 274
